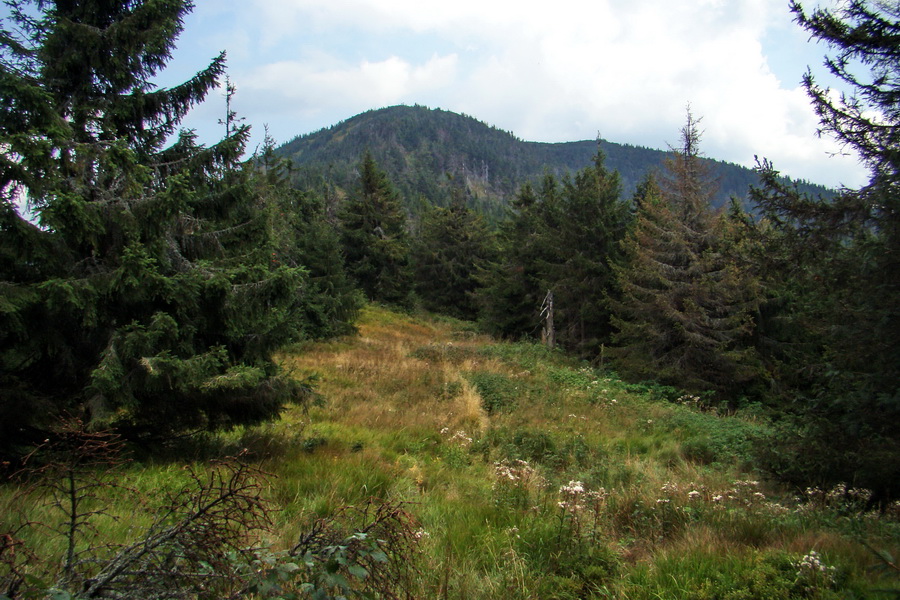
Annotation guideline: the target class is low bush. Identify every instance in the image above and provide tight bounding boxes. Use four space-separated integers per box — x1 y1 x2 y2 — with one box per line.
466 371 521 414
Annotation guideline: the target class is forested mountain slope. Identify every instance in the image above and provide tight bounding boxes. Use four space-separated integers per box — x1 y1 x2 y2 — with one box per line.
275 105 831 217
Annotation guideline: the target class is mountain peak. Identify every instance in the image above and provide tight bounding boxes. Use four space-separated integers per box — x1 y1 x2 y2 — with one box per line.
276 105 831 217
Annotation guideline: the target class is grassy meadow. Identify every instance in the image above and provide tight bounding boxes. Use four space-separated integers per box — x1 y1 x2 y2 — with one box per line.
2 305 898 599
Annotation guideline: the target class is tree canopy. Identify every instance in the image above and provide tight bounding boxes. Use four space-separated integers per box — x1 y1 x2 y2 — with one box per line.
749 0 900 496
339 150 413 305
0 1 330 452
611 113 761 400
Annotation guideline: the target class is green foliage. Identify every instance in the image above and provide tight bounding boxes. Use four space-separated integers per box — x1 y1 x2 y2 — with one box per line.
610 113 762 401
338 151 412 305
0 1 351 452
480 149 631 356
491 428 558 464
248 499 420 600
2 429 272 600
477 182 548 340
661 407 770 466
254 131 363 339
623 550 845 600
465 371 520 414
411 201 497 320
4 307 896 599
475 339 572 371
749 1 900 498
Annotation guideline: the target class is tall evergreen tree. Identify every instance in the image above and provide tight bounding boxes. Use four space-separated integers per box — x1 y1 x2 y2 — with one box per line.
541 151 631 355
750 1 900 496
339 150 412 305
0 1 313 451
254 131 363 339
478 180 549 339
411 199 497 320
610 113 760 399
480 152 630 356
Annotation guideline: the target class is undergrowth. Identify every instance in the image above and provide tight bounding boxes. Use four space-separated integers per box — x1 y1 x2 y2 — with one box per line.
2 306 898 599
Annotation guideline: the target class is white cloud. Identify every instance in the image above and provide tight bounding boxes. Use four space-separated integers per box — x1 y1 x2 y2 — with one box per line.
240 53 458 114
205 0 869 188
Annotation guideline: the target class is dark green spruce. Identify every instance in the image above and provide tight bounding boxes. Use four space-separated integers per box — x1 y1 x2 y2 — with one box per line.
411 198 497 321
480 150 630 356
339 150 413 305
749 0 900 497
0 1 342 452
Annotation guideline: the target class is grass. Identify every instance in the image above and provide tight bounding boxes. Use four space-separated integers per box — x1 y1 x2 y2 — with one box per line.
2 305 898 598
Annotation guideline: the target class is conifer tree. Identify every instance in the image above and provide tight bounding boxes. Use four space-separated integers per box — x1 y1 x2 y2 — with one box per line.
411 199 497 320
478 181 548 339
480 153 630 356
541 151 631 355
254 131 363 339
610 113 760 399
339 150 412 305
0 1 313 450
750 0 899 495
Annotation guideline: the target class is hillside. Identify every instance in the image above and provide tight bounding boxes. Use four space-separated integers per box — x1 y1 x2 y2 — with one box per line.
276 105 832 217
4 306 894 598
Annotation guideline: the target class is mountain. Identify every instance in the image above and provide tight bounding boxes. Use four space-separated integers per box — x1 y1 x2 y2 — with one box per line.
275 105 832 219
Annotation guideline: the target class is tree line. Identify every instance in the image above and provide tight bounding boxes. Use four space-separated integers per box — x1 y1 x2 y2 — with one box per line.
1 0 897 499
278 105 835 222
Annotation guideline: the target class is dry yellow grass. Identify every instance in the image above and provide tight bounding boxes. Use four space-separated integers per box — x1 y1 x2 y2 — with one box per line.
278 307 504 438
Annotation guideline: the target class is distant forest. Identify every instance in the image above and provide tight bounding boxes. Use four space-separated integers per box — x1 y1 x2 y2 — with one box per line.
275 104 833 219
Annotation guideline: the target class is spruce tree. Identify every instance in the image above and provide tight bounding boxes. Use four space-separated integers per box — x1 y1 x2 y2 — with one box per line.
750 1 900 495
339 150 412 305
411 199 497 320
542 151 631 355
610 113 760 399
478 181 548 339
480 153 630 356
254 131 363 339
0 1 312 450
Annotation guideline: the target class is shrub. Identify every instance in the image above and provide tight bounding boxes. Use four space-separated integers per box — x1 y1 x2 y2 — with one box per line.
662 408 769 466
3 422 272 600
466 371 520 414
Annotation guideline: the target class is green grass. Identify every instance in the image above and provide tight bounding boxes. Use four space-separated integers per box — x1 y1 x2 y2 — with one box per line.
2 305 898 599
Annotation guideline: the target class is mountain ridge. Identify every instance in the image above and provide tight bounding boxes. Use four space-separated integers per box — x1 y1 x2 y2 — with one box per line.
275 104 831 217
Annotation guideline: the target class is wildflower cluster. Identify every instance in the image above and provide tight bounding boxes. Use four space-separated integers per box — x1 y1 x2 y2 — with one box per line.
708 480 767 508
656 481 693 506
440 427 473 446
660 481 679 495
494 459 538 483
649 480 788 519
595 393 619 409
676 393 719 413
804 483 873 511
794 550 836 591
584 374 620 406
557 480 609 539
558 480 586 510
492 459 545 510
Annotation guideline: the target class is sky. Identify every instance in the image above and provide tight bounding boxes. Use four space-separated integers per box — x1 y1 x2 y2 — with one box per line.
16 0 876 190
